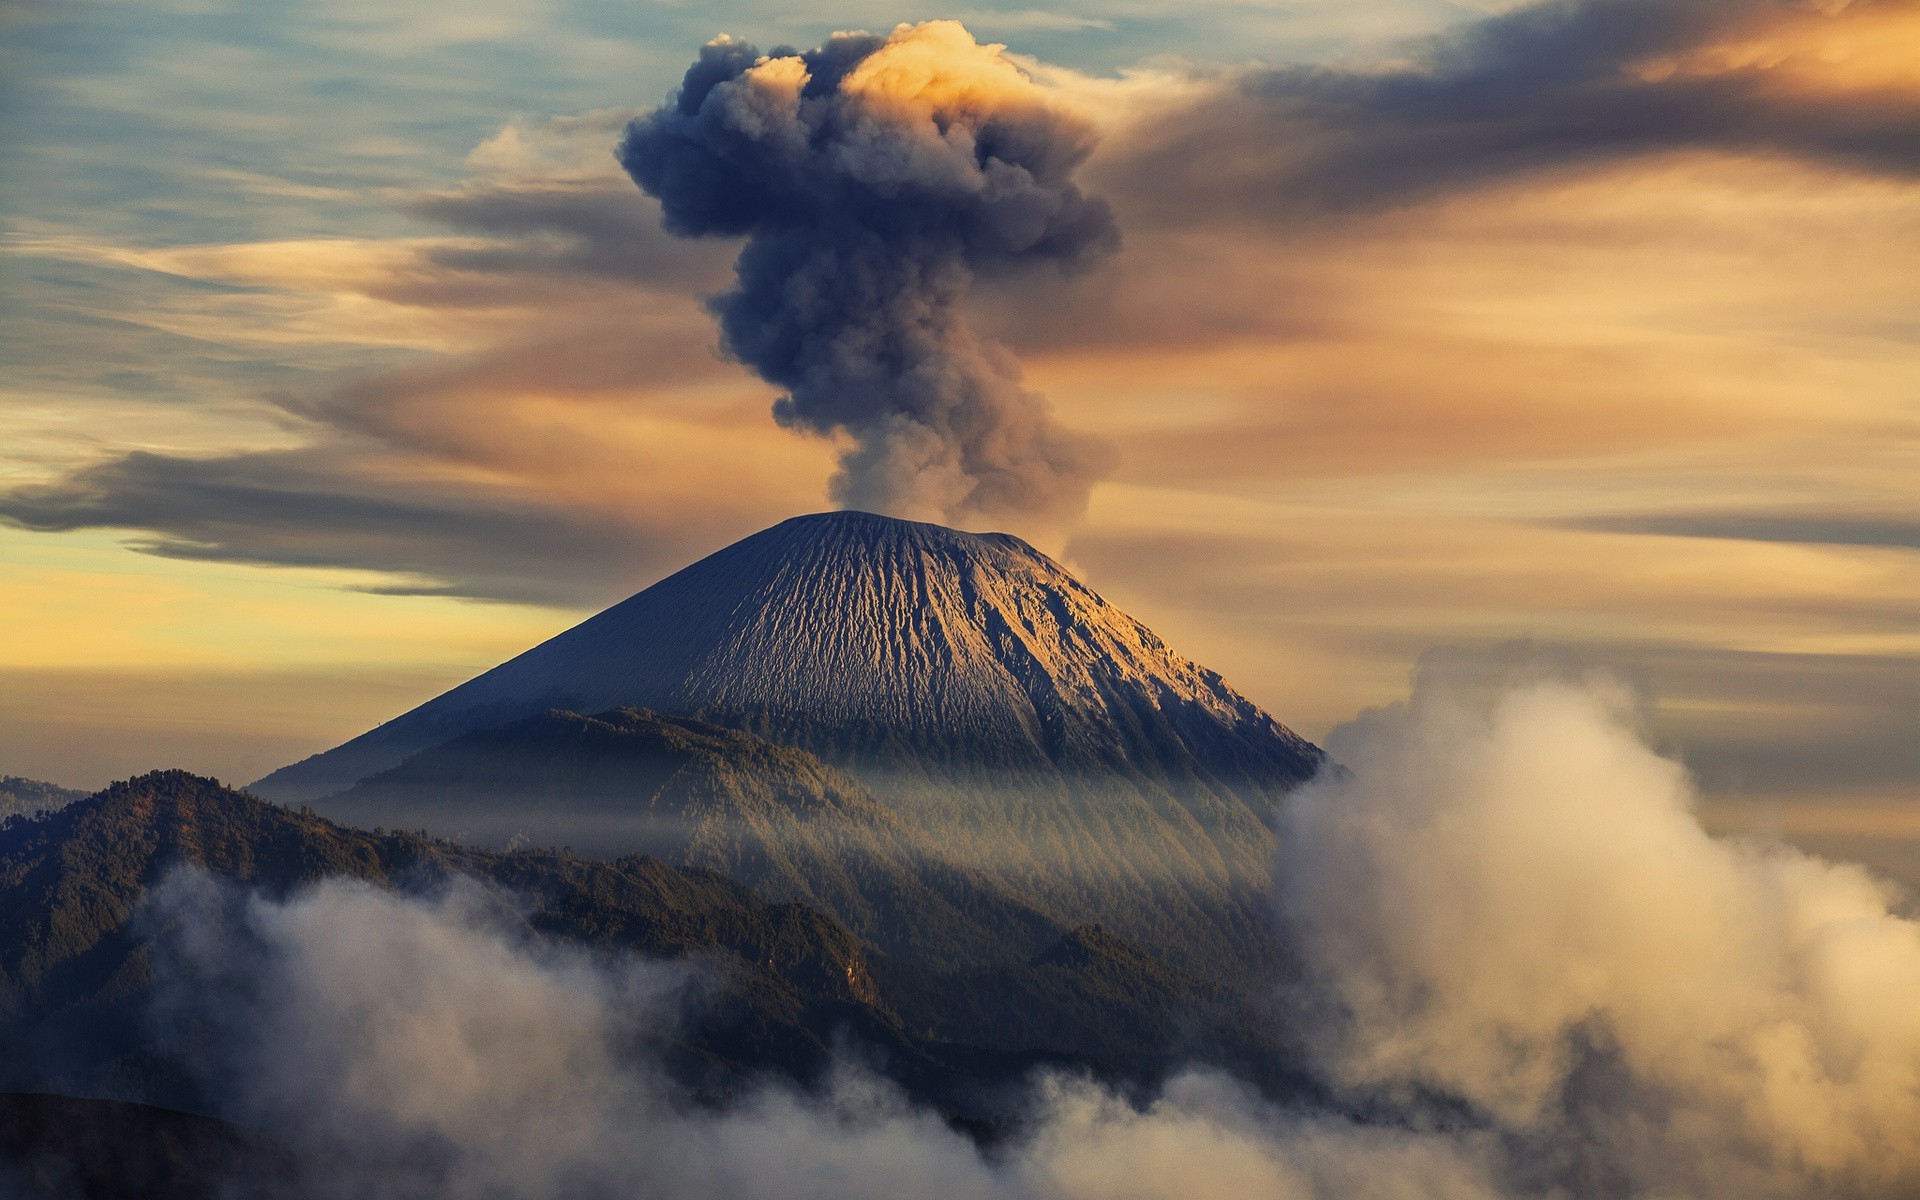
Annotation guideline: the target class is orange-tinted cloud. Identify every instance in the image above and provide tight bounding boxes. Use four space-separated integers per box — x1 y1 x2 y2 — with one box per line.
1099 0 1920 231
10 4 1916 606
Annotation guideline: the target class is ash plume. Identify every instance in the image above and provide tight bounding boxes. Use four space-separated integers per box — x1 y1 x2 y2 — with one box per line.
619 21 1118 530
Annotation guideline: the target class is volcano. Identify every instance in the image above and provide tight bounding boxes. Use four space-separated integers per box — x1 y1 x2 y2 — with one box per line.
257 511 1317 797
254 512 1322 975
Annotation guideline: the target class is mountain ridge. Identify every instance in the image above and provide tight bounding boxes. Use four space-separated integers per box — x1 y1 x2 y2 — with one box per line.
0 770 926 1108
0 772 1301 1121
0 778 85 823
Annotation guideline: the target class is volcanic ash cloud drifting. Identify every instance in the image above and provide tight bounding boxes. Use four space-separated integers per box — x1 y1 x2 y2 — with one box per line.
619 21 1118 530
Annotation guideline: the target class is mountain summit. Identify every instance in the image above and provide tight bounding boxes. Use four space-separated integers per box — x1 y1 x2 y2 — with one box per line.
255 512 1321 976
256 511 1318 801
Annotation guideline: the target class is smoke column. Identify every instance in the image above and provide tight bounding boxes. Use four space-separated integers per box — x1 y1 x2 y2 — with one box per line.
619 21 1118 529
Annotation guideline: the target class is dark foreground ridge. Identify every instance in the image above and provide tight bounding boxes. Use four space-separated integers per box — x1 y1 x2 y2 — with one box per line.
0 771 894 1110
0 1093 296 1200
322 706 1065 971
0 772 1303 1133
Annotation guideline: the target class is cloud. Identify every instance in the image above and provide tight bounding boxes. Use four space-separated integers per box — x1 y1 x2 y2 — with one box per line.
398 186 729 295
1101 0 1920 230
1566 510 1920 552
0 110 837 607
1277 652 1920 1197
4 14 1914 840
0 448 735 605
9 11 1915 610
400 109 738 297
148 874 690 1198
949 10 1118 34
135 654 1920 1199
619 21 1120 532
146 870 1504 1200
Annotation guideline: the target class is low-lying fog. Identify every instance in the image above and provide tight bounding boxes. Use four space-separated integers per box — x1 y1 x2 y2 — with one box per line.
148 658 1920 1199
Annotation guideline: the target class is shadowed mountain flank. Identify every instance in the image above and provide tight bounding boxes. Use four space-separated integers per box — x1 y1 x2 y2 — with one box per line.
253 511 1322 976
0 772 890 1109
0 1093 296 1200
0 772 1296 1119
321 708 1063 969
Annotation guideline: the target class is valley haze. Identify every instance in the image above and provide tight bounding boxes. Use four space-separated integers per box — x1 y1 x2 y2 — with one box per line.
1 3 1918 1199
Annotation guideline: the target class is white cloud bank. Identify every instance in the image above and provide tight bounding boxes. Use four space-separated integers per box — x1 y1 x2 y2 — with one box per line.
1280 656 1920 1198
149 655 1920 1199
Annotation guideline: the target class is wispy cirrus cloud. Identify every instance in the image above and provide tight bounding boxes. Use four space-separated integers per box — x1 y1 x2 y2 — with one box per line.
1566 510 1920 552
0 448 712 604
948 9 1117 33
1101 0 1920 230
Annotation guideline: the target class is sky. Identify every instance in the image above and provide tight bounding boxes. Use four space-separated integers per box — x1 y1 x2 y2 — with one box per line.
1 0 1916 879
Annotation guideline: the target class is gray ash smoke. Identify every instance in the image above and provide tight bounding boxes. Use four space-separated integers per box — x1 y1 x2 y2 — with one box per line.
619 21 1117 529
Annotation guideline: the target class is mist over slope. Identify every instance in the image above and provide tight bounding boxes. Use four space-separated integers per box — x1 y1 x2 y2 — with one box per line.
47 662 1918 1200
0 771 1286 1123
0 777 83 822
1275 659 1920 1197
256 511 1319 978
0 771 897 1108
323 707 1065 969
